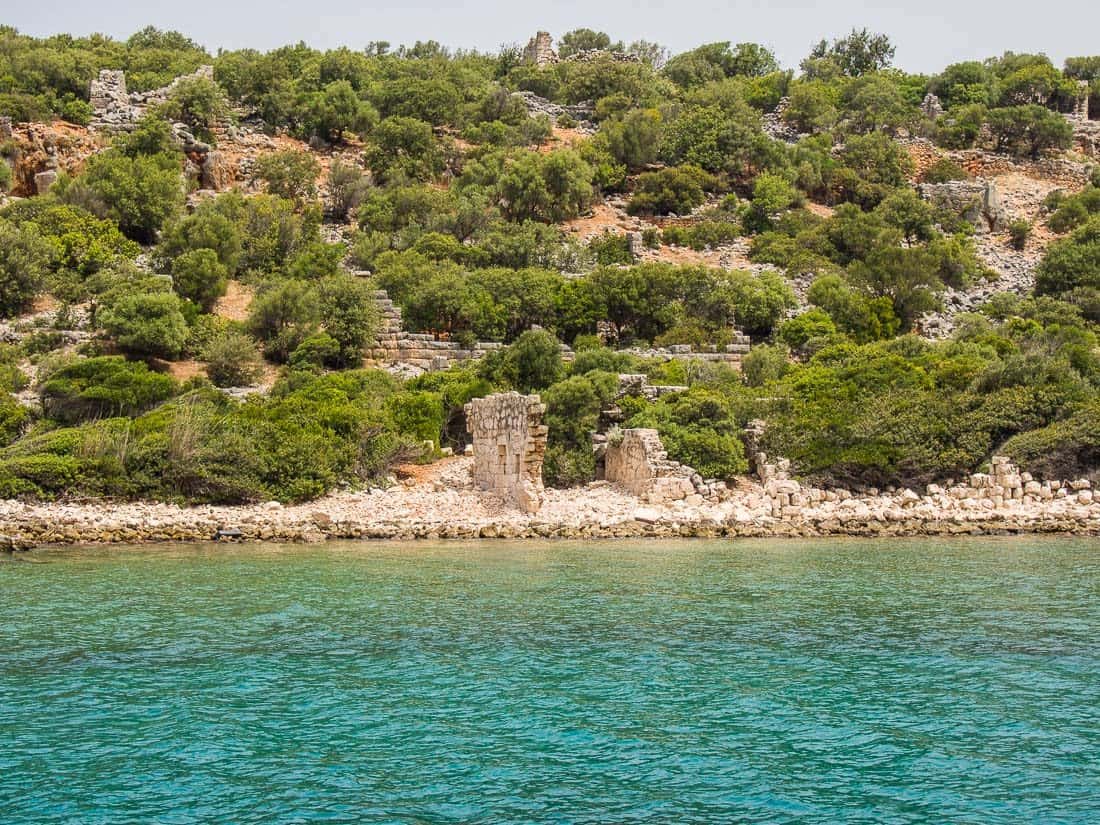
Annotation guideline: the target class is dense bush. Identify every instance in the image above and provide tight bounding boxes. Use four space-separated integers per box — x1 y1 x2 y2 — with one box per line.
628 388 748 479
1035 217 1100 320
626 165 714 216
202 330 263 387
39 357 177 423
0 221 53 318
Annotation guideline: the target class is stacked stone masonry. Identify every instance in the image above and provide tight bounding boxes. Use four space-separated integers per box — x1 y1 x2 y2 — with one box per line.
604 429 699 504
918 179 1008 233
465 393 548 513
523 32 558 66
366 288 750 372
90 65 217 132
366 289 503 371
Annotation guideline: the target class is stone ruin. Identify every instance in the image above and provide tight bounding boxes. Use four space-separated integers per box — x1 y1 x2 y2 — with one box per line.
1070 80 1091 123
921 93 944 120
511 91 596 131
367 288 503 373
603 429 700 504
750 451 1095 518
90 65 217 132
465 392 548 513
918 178 1008 233
523 32 558 66
1067 80 1100 157
521 31 640 68
88 65 235 190
761 97 803 144
366 287 750 375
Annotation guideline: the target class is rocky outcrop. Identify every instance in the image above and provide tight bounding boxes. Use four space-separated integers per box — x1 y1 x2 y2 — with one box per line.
465 393 548 513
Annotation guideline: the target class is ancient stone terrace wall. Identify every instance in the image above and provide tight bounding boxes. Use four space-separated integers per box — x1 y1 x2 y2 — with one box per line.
367 287 750 373
366 289 504 371
465 393 548 513
617 338 751 369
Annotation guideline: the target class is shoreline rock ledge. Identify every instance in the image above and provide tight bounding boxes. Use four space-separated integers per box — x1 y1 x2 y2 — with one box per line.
0 457 1096 547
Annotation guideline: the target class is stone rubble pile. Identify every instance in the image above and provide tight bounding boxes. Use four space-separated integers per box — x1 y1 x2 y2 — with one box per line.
761 98 804 144
919 235 1041 338
511 91 596 132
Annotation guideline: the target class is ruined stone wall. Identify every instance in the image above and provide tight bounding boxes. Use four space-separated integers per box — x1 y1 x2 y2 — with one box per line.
366 286 749 374
90 65 217 132
1070 80 1091 123
603 428 699 504
752 453 1094 519
365 289 504 371
918 179 1008 233
616 339 750 369
523 32 558 66
465 393 548 513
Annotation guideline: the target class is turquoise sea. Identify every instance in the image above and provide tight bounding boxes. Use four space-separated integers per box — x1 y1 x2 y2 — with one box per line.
2 537 1099 823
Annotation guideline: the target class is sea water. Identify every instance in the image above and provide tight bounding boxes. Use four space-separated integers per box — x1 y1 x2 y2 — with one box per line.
2 537 1098 823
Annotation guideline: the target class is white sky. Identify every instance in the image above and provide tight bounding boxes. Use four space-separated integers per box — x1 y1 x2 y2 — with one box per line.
7 0 1100 74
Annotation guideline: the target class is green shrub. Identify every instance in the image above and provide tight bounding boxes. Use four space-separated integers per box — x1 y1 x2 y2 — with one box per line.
1000 402 1100 480
39 357 176 424
99 292 189 360
0 221 53 318
0 394 29 446
626 165 714 216
202 330 262 387
1008 220 1031 251
171 249 229 311
248 279 321 362
923 158 969 183
254 149 320 204
741 343 790 387
76 148 184 243
386 391 444 449
543 444 596 487
484 329 565 393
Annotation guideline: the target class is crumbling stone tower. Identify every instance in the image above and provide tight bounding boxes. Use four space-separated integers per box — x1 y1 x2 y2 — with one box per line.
523 32 558 66
465 392 548 513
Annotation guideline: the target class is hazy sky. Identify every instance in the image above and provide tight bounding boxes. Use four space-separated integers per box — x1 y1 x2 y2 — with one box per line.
8 0 1100 74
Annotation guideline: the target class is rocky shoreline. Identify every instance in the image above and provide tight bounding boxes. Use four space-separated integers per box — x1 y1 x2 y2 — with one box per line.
1 458 1097 549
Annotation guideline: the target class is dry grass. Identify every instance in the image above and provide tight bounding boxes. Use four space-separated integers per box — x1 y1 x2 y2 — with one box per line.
213 280 254 322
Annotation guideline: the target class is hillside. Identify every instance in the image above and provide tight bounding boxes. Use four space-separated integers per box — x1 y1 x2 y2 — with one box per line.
0 25 1097 508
